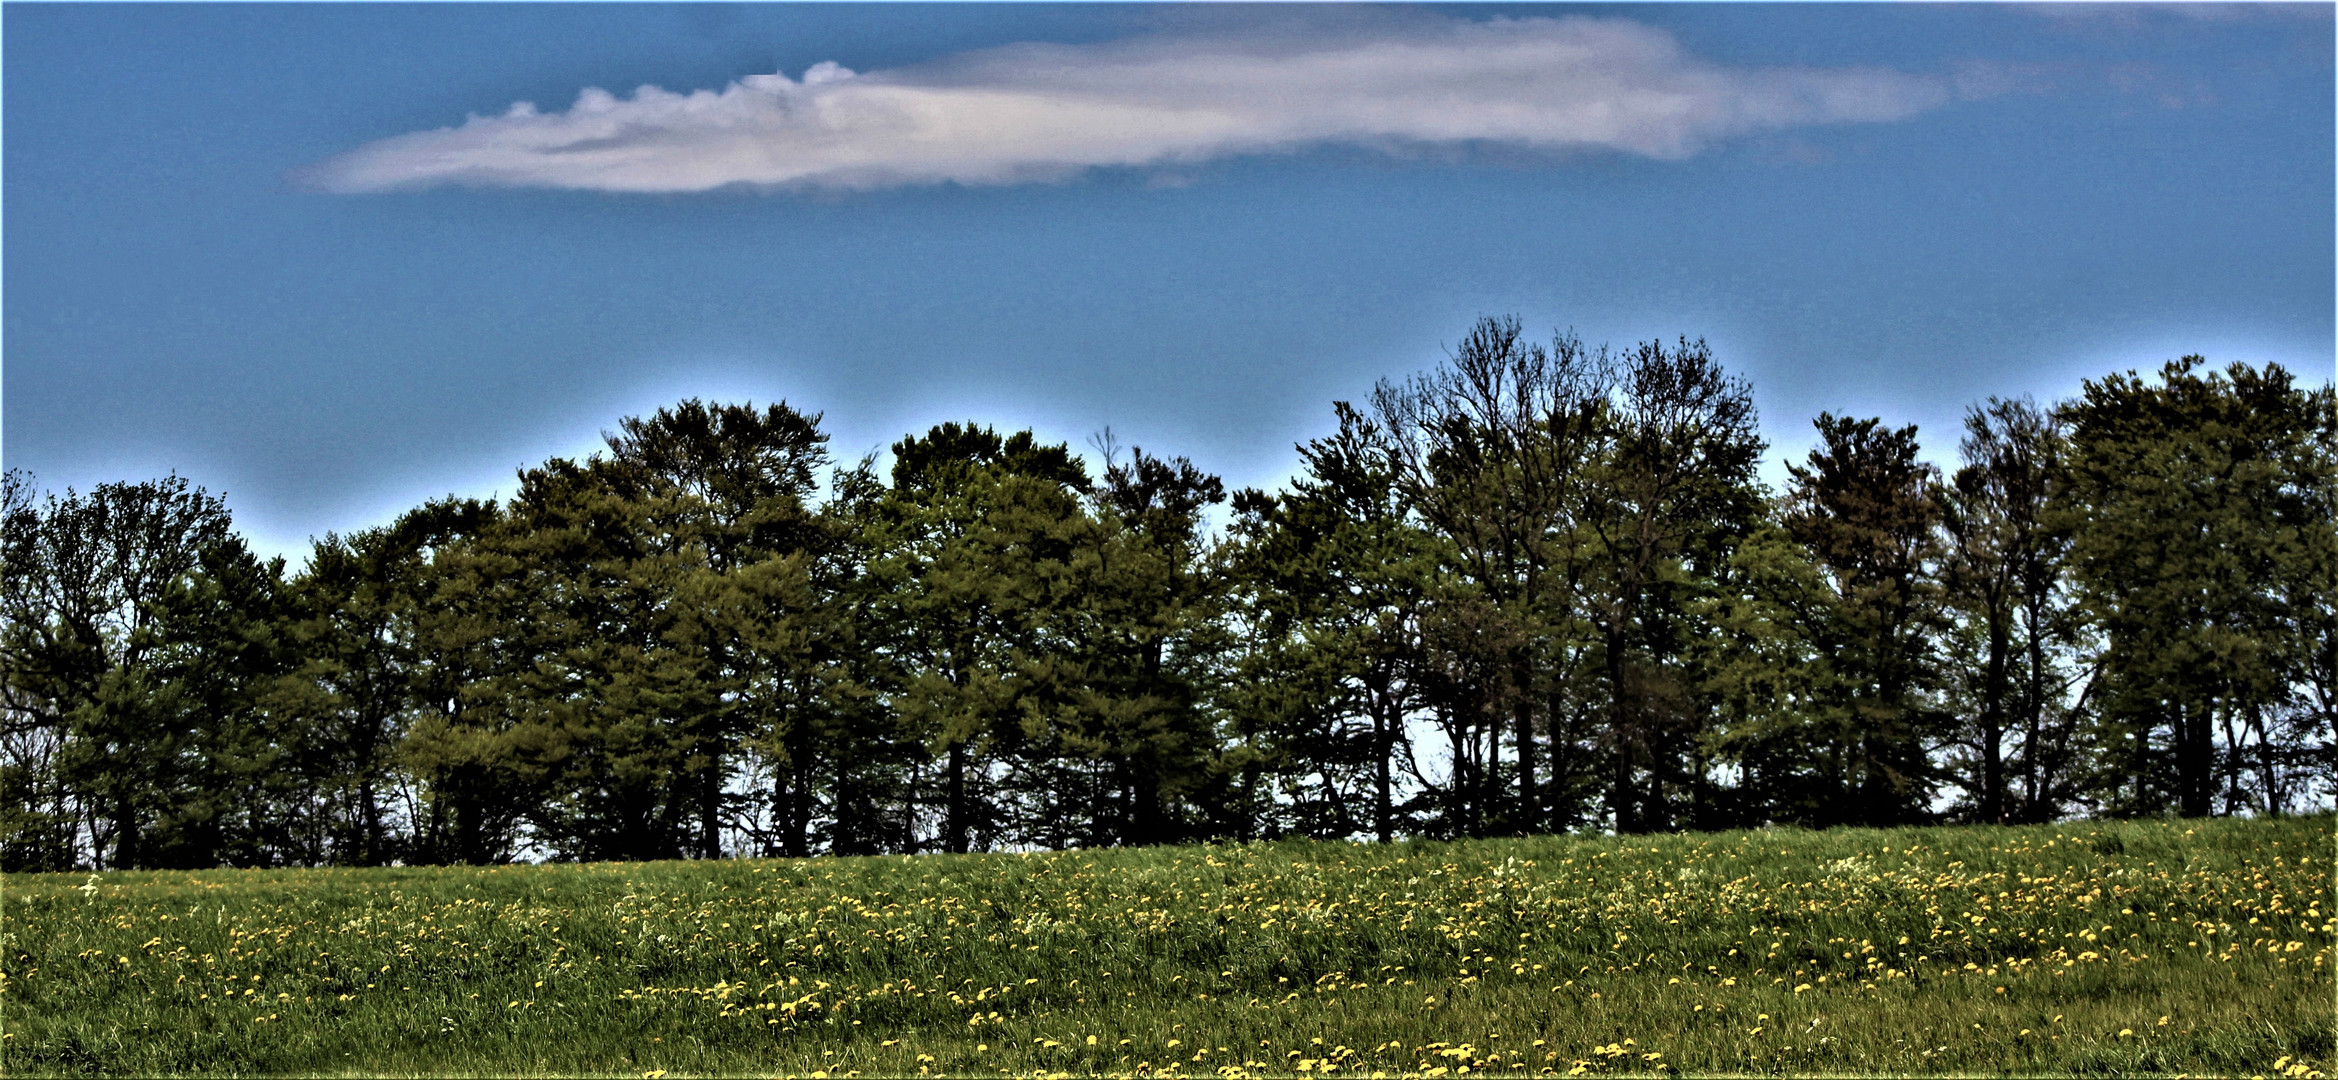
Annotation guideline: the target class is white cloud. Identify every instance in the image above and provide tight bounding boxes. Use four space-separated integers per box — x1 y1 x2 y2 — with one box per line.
298 16 1960 195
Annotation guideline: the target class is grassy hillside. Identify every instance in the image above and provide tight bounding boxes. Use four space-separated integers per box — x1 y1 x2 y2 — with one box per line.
3 815 2329 1077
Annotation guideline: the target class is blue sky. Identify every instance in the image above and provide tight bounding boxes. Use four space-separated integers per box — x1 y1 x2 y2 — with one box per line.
5 3 2331 561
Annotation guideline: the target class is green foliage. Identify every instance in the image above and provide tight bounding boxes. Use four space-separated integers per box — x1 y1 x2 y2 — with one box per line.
865 422 1098 853
0 473 299 870
1362 319 1772 839
1224 402 1443 843
2062 358 2336 819
1937 397 2088 825
1776 413 1949 827
4 330 2333 870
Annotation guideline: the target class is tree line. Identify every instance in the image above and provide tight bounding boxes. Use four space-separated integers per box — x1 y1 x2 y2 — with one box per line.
5 317 2332 870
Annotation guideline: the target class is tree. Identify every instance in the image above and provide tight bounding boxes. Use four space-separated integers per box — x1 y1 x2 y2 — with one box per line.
1781 414 1947 827
1937 398 2089 824
1577 336 1766 834
399 497 557 866
1369 317 1766 836
2062 358 2335 817
0 472 237 868
1223 403 1438 843
279 501 489 866
602 399 832 858
1034 440 1227 848
1371 316 1608 834
485 457 724 863
870 423 1092 853
1696 519 1850 827
128 533 296 867
0 470 77 870
2285 401 2338 811
765 461 914 857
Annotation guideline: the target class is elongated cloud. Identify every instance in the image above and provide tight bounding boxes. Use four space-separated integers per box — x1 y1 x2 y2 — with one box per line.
300 17 1961 194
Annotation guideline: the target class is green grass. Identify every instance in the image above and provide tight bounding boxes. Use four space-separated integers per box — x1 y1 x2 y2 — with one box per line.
3 815 2330 1078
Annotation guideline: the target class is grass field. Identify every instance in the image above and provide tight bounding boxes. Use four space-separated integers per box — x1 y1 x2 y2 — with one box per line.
3 815 2330 1078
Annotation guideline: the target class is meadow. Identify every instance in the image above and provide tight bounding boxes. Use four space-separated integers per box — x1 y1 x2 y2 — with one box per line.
3 815 2329 1078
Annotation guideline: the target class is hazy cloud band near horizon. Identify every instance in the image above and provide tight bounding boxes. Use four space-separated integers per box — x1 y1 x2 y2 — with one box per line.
300 16 1975 194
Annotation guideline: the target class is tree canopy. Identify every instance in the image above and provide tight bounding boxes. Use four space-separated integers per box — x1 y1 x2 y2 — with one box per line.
5 331 2331 870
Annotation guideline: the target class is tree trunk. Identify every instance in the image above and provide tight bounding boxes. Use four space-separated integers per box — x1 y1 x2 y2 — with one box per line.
2018 604 2049 822
901 762 922 855
777 712 813 857
832 752 856 856
1606 630 1635 835
2249 703 2281 816
1373 694 1394 845
2178 700 2212 818
109 800 138 871
1980 612 2010 824
700 751 723 859
359 777 383 866
944 740 968 854
2218 705 2245 817
1512 650 1537 834
790 752 815 857
1133 761 1162 848
455 778 484 865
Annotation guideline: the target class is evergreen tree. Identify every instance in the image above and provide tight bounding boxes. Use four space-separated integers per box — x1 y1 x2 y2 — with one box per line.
278 503 484 867
129 534 296 867
602 399 832 858
1036 441 1227 848
1223 403 1438 843
400 498 552 865
1696 520 1852 826
1780 414 1948 826
872 423 1091 853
